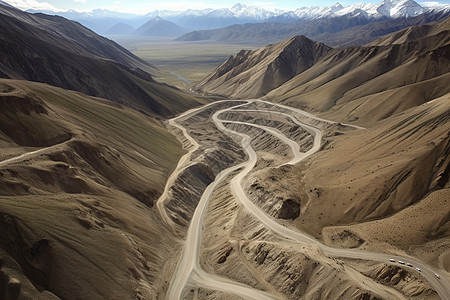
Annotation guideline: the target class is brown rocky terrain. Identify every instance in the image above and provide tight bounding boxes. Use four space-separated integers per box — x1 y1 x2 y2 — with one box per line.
197 17 450 125
198 36 332 99
0 3 209 298
174 17 450 299
0 1 449 299
0 79 190 299
0 4 205 117
158 99 447 299
216 96 448 298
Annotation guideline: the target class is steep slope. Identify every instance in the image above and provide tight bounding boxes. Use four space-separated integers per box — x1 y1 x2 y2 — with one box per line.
376 0 424 18
133 16 187 37
239 94 449 299
270 17 450 125
0 4 208 299
0 3 205 117
0 5 154 73
155 98 447 299
198 18 450 125
197 35 331 98
258 93 449 270
0 79 185 299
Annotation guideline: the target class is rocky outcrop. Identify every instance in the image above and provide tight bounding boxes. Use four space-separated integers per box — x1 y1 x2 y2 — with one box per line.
277 199 300 220
325 229 365 248
362 263 438 298
0 268 22 300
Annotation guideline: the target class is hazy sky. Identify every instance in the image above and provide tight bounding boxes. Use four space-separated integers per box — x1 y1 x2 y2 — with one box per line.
3 0 450 14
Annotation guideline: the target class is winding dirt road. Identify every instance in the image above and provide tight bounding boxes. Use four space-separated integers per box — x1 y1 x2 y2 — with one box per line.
163 100 450 299
0 138 72 167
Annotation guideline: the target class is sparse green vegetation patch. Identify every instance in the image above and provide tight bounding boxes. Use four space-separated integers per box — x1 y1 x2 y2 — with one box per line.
114 38 259 90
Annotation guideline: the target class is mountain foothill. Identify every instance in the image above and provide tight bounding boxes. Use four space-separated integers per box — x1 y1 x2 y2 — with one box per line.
0 3 206 299
197 18 450 125
195 15 450 299
0 0 449 299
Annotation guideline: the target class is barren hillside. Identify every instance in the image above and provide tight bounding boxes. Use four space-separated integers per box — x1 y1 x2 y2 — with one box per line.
1 1 449 299
197 17 450 125
0 79 186 299
198 36 331 99
0 4 205 117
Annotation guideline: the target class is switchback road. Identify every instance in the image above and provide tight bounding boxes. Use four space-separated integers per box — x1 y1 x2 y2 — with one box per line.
163 100 449 299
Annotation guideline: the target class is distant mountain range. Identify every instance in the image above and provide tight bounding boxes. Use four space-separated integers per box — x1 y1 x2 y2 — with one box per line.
26 0 450 36
177 9 450 47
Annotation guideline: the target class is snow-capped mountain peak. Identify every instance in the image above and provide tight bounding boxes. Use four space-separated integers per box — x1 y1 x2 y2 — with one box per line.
231 3 246 12
331 3 344 11
229 3 276 19
23 0 450 35
278 0 431 20
335 3 379 16
377 0 424 17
